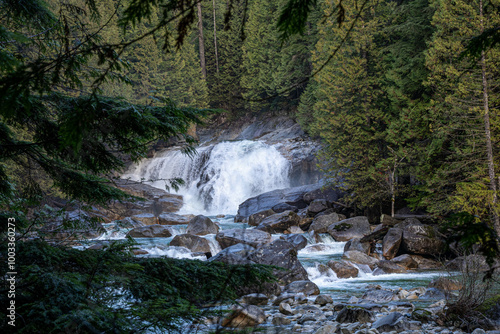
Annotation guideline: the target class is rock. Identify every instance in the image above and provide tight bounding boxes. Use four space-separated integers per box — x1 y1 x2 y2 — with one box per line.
315 294 333 306
371 312 405 332
131 213 158 225
313 323 340 334
342 251 379 269
380 214 403 226
297 314 317 324
154 196 183 213
400 219 446 257
303 186 343 204
247 209 276 226
250 239 309 284
279 302 293 315
41 212 104 240
284 280 320 296
216 228 272 249
169 234 211 253
255 210 301 233
299 217 314 231
307 199 330 216
236 183 322 219
445 254 490 272
382 227 403 260
391 254 418 269
411 309 432 322
273 293 296 306
126 225 173 238
327 260 359 278
327 216 371 241
272 203 299 213
411 255 443 269
287 226 305 234
428 277 463 291
309 213 341 233
272 314 291 326
185 215 219 235
472 329 486 334
303 244 331 252
419 287 446 300
209 243 255 265
240 293 268 306
158 213 190 225
221 304 266 328
362 289 398 303
344 238 371 254
280 234 308 250
336 307 374 323
375 260 406 274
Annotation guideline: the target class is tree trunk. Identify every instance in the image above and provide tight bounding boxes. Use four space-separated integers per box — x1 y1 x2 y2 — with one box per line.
197 1 206 79
479 0 500 237
213 0 219 74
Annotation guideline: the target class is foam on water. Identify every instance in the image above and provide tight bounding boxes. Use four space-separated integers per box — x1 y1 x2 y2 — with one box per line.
144 246 207 260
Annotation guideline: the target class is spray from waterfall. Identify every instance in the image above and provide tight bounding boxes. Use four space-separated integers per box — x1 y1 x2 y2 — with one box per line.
122 140 290 215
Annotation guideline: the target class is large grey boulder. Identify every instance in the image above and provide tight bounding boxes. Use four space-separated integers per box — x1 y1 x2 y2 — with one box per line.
344 238 371 254
342 250 379 269
309 212 341 233
392 254 418 269
336 307 374 323
158 213 190 225
375 260 406 274
303 186 343 204
185 215 219 235
209 243 255 265
236 183 322 219
250 239 309 284
400 219 446 257
216 228 272 249
327 216 371 241
255 210 301 233
382 227 403 259
327 260 359 278
306 199 329 216
247 209 276 226
169 234 211 253
221 304 266 328
371 312 407 332
280 234 308 250
126 225 173 238
283 280 320 296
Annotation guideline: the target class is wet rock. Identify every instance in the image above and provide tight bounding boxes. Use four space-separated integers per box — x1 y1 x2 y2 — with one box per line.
297 314 318 324
371 312 407 332
216 228 272 249
309 213 341 233
328 216 371 241
186 215 219 235
299 217 314 230
307 199 330 216
255 210 301 233
313 322 340 334
342 251 379 269
250 239 309 284
375 260 406 274
428 277 463 291
127 225 173 238
272 203 299 213
209 243 255 265
158 212 190 225
344 238 371 254
169 234 211 253
273 293 296 306
419 287 446 300
279 302 293 315
41 213 104 240
131 213 157 225
247 209 276 226
327 260 359 278
221 304 266 328
315 294 334 306
362 289 398 303
280 234 308 250
303 186 343 204
411 255 443 269
391 254 418 269
382 227 403 260
336 307 374 323
272 314 291 326
154 196 183 213
284 280 320 296
400 219 446 257
240 293 268 306
287 226 305 234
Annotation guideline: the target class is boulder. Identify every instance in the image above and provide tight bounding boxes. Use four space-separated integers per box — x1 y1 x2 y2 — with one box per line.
255 210 301 233
309 213 341 233
126 225 173 238
185 215 219 235
336 307 374 323
250 239 309 284
169 234 211 253
327 216 371 241
314 294 333 306
382 227 403 260
445 254 490 272
307 199 329 216
272 203 299 213
314 323 340 334
411 255 443 269
375 260 406 274
303 186 343 204
283 280 320 296
247 209 276 226
344 238 371 254
391 254 418 269
327 260 359 278
400 219 446 257
240 293 268 306
419 287 446 300
362 289 398 303
279 302 293 315
216 228 272 249
280 234 308 251
428 277 463 291
236 183 322 219
154 196 183 213
209 243 255 265
272 314 291 326
158 213 190 225
221 304 266 328
371 312 406 332
131 213 157 225
342 250 379 269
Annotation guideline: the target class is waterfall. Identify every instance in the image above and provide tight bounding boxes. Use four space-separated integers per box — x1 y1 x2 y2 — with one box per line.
123 140 290 215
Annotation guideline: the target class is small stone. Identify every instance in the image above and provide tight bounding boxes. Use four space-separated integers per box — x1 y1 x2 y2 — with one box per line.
315 294 334 306
279 302 293 315
271 314 291 326
240 293 268 305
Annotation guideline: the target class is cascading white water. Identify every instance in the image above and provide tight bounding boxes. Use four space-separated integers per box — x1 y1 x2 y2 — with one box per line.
122 140 290 215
